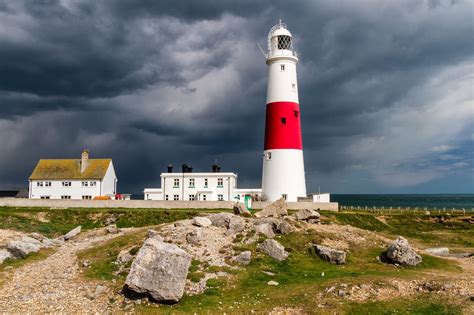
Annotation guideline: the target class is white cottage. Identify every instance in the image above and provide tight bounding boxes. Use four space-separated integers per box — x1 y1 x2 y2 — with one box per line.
28 150 117 200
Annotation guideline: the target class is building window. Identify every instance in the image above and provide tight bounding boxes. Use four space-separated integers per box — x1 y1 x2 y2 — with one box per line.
265 152 272 161
82 195 92 200
62 181 71 187
281 117 286 125
173 178 179 188
292 83 296 91
173 194 179 201
37 182 43 187
40 196 50 199
189 195 195 201
280 64 285 71
61 195 71 199
217 178 223 187
90 181 97 187
45 182 51 187
165 195 169 201
189 178 195 188
202 194 207 201
204 178 208 187
282 194 287 201
218 194 224 201
82 181 89 187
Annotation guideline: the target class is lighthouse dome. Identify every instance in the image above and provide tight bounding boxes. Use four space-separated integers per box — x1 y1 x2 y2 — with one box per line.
267 21 296 58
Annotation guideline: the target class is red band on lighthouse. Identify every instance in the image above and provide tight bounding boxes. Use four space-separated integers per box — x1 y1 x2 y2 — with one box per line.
264 101 303 150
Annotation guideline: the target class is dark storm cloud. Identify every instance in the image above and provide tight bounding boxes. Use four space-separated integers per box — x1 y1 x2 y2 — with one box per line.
0 0 472 193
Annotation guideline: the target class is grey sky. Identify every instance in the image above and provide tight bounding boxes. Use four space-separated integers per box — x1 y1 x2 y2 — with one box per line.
0 0 472 193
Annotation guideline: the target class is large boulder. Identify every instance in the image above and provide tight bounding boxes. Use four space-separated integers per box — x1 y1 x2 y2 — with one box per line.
207 212 235 228
254 223 275 238
125 238 192 303
193 217 212 228
255 198 288 218
62 226 81 241
314 244 346 265
386 236 422 266
233 203 252 217
7 237 43 258
257 239 289 261
0 249 13 264
295 209 320 222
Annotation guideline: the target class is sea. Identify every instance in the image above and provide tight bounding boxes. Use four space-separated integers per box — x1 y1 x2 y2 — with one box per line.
331 194 474 210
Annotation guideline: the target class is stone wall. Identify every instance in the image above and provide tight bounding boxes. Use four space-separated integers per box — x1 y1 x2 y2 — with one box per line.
0 198 339 211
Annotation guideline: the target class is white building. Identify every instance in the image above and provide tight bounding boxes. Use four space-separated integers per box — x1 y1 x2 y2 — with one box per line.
144 164 261 203
28 150 118 200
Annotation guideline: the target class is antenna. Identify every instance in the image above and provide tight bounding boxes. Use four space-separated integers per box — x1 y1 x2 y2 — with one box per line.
257 43 267 58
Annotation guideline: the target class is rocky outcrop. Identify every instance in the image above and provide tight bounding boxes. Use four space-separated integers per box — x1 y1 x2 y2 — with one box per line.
386 236 422 266
254 198 288 218
125 238 192 303
314 244 346 265
257 239 289 261
295 209 320 222
7 236 43 258
233 203 252 217
193 217 212 227
233 251 251 265
254 223 275 238
62 226 81 241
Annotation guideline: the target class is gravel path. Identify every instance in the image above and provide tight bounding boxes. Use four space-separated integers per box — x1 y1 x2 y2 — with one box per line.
0 229 135 313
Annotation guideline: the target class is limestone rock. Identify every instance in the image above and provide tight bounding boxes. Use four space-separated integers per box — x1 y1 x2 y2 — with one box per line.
314 244 346 265
29 232 46 241
125 238 192 303
62 226 81 241
87 285 108 300
117 249 134 265
228 216 246 233
425 247 449 256
186 229 202 245
267 280 279 286
7 237 42 258
257 239 289 261
193 217 212 228
386 236 422 266
147 229 160 239
254 223 275 238
174 219 192 227
255 198 288 218
0 249 13 264
207 212 235 228
278 221 295 234
295 209 320 221
106 224 119 234
233 203 252 217
233 251 251 265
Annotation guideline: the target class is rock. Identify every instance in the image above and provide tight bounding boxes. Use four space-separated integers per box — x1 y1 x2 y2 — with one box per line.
207 212 235 228
314 244 346 265
41 238 56 248
326 286 336 293
254 223 275 238
233 203 252 217
104 216 116 225
294 209 320 221
146 229 161 240
425 247 449 256
228 216 246 233
257 239 289 261
338 290 346 297
308 218 320 224
386 236 422 266
7 238 42 258
193 217 212 227
233 251 251 265
117 249 134 265
186 229 202 245
254 198 288 218
267 281 279 286
88 285 108 300
29 232 46 241
62 226 81 241
261 271 276 276
106 224 119 234
0 249 13 264
124 238 192 303
278 221 295 234
174 219 192 227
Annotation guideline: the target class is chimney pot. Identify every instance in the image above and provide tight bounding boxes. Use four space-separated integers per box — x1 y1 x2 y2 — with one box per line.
81 149 89 173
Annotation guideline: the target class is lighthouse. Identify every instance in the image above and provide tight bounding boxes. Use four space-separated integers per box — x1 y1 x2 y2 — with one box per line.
262 21 307 202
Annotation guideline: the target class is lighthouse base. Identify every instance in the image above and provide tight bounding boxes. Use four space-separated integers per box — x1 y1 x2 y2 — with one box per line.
262 149 306 202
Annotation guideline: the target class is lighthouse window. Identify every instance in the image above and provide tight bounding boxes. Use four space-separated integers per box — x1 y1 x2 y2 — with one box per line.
281 117 286 125
280 64 285 71
278 35 292 50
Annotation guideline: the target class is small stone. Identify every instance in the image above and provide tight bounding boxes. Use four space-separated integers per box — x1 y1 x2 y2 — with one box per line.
261 271 276 276
294 209 320 221
106 224 119 234
233 251 251 265
338 290 346 297
326 286 336 293
193 217 212 227
186 229 202 245
267 281 279 286
321 272 325 277
62 226 81 241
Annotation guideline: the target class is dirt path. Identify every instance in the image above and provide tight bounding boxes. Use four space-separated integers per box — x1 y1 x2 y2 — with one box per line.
0 229 136 313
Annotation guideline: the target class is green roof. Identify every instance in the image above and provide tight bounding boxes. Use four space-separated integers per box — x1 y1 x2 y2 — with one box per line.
29 159 111 180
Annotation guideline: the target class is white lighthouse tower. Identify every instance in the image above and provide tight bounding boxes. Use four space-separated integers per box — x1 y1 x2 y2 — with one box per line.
261 21 307 202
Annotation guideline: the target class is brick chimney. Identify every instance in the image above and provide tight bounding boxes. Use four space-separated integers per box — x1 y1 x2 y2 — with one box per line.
81 149 89 173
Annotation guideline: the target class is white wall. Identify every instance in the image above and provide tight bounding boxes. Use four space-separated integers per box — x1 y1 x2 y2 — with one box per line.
30 180 101 200
313 193 330 203
102 162 117 196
